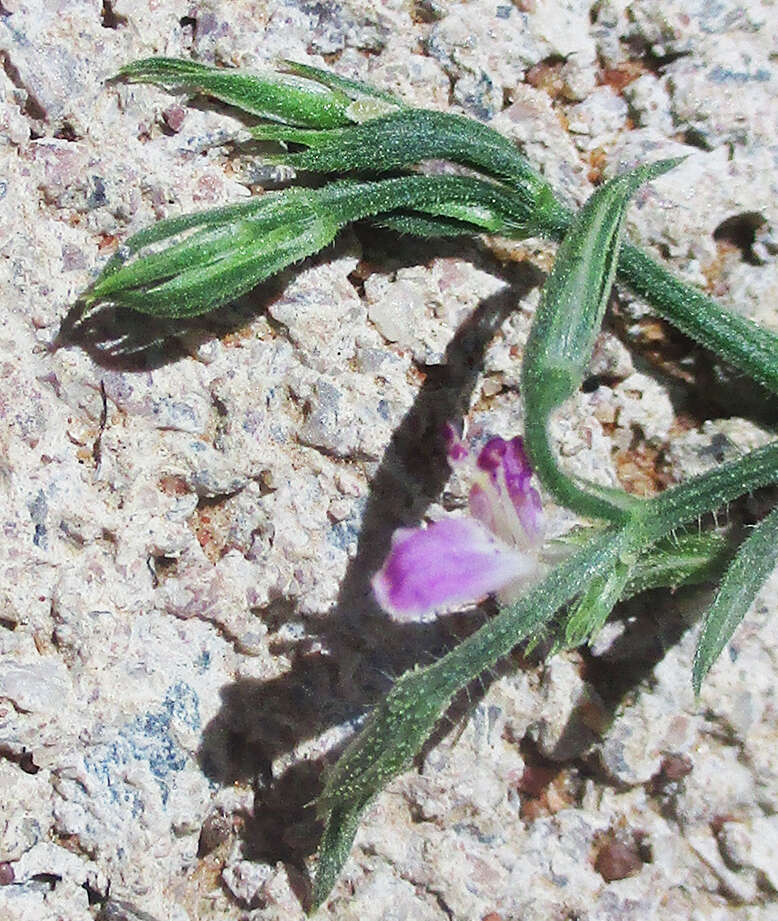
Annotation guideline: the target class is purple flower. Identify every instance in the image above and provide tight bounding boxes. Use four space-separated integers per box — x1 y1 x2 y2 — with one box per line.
372 425 544 621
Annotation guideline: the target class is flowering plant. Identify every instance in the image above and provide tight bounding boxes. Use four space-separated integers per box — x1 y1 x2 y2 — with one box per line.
79 58 778 910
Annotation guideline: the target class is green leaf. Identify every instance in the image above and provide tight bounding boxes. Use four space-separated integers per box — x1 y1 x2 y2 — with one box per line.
621 531 732 599
255 108 553 216
641 441 778 543
119 57 353 128
520 159 683 523
523 159 683 419
312 797 371 912
617 242 778 397
692 505 778 694
559 559 633 649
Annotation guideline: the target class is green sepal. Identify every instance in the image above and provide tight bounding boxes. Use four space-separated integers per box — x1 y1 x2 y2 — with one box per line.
558 559 633 650
248 124 346 147
549 530 732 602
84 190 340 317
621 531 732 599
92 197 271 283
280 58 404 108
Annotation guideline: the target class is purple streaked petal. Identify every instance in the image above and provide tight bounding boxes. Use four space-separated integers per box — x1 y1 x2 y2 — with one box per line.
467 482 496 532
502 436 534 492
371 517 535 622
475 436 509 481
475 435 543 539
477 436 531 491
518 483 544 539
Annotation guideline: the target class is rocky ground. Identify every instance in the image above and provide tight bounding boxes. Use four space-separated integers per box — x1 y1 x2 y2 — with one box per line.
0 1 776 919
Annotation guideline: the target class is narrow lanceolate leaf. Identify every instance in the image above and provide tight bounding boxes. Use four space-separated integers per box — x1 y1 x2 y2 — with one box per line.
520 158 683 523
620 531 732 600
313 798 372 912
313 663 460 910
119 57 353 127
692 505 778 694
559 559 633 650
523 158 683 417
642 441 778 543
616 242 778 397
83 176 533 317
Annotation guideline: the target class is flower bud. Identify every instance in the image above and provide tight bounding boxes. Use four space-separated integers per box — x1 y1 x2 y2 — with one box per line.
522 158 683 417
120 57 354 128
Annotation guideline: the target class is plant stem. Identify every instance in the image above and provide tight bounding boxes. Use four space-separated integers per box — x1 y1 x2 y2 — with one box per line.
534 205 778 396
618 242 778 395
637 440 778 541
522 407 638 522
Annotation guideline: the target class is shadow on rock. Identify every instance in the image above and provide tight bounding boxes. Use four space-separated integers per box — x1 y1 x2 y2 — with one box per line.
51 274 289 372
197 248 544 875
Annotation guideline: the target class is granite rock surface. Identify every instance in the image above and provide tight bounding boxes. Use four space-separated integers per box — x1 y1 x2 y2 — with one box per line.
0 1 776 919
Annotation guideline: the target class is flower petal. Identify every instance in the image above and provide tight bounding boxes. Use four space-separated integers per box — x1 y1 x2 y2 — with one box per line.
473 436 543 541
371 517 535 622
444 422 469 463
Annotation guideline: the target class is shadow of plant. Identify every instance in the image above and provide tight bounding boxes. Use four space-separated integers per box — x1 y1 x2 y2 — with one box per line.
52 272 291 372
61 221 745 897
195 237 545 877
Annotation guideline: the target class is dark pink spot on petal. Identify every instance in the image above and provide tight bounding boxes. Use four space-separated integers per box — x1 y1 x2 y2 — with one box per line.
444 422 469 462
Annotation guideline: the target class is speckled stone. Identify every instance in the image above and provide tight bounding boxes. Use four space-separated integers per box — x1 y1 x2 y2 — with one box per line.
0 1 776 920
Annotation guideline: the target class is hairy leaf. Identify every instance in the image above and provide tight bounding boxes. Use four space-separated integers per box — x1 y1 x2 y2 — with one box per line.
693 505 778 693
256 109 552 212
84 176 534 317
